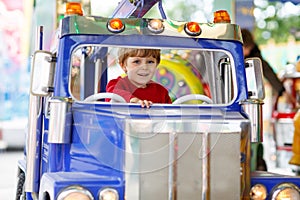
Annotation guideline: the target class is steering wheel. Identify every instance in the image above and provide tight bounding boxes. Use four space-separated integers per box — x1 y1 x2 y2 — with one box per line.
173 94 213 104
84 93 126 103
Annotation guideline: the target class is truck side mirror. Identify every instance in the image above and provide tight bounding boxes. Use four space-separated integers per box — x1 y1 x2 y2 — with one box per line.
243 57 265 142
245 57 265 100
30 50 56 96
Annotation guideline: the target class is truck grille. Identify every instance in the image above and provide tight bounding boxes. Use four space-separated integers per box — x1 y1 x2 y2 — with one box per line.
124 119 242 200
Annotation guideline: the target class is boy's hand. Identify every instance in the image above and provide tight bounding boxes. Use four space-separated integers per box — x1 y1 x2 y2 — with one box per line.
130 97 153 108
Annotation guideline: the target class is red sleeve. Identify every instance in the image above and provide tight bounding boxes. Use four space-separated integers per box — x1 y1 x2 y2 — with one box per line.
106 77 134 102
163 87 172 104
166 92 172 103
148 82 172 103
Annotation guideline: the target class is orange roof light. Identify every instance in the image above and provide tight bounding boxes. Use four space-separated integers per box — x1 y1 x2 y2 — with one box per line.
65 2 83 16
213 10 231 23
184 22 201 36
107 18 125 33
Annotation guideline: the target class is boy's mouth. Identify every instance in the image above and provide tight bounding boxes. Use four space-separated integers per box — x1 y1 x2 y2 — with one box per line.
137 73 149 76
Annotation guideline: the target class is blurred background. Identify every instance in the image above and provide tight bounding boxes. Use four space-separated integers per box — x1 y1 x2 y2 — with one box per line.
0 0 300 198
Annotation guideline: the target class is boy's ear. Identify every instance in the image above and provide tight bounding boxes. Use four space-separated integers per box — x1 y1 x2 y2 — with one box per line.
119 61 127 72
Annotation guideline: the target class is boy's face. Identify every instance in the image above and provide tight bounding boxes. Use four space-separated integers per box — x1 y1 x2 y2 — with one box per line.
120 56 158 88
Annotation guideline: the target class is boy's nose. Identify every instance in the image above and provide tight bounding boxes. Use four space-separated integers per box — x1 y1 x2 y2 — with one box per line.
140 63 148 69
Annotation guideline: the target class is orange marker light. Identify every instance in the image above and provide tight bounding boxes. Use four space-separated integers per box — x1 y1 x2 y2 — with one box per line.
107 18 125 33
213 10 231 23
184 22 201 36
65 2 83 16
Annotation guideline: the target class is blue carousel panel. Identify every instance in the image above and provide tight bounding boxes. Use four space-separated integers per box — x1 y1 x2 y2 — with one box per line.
269 0 300 3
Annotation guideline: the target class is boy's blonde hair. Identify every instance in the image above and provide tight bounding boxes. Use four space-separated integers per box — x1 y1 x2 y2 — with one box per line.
118 48 161 65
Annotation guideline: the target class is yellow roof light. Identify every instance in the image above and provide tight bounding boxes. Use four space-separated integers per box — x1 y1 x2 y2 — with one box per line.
107 18 125 33
213 10 231 23
148 19 164 33
65 2 83 16
184 22 201 36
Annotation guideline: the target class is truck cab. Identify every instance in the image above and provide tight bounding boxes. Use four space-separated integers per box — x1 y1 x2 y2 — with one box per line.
16 1 300 200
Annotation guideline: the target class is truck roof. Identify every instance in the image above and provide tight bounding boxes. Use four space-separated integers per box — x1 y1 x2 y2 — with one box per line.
59 15 243 43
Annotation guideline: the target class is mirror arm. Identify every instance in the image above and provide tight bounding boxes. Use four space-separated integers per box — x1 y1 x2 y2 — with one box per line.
45 56 57 63
244 62 249 68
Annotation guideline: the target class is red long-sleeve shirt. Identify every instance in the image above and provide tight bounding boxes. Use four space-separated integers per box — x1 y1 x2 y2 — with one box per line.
106 76 172 103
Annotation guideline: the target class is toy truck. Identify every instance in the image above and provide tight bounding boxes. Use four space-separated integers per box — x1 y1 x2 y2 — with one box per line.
16 1 300 199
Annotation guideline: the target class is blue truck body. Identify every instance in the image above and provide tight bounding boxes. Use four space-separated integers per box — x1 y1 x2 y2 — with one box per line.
16 3 300 200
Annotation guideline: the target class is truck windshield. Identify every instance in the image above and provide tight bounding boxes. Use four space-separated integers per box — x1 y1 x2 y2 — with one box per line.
69 45 236 105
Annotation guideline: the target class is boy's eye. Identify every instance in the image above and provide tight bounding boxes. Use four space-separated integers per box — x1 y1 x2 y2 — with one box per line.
147 60 155 64
132 59 141 64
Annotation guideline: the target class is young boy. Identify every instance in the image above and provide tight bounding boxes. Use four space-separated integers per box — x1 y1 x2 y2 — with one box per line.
106 48 172 108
